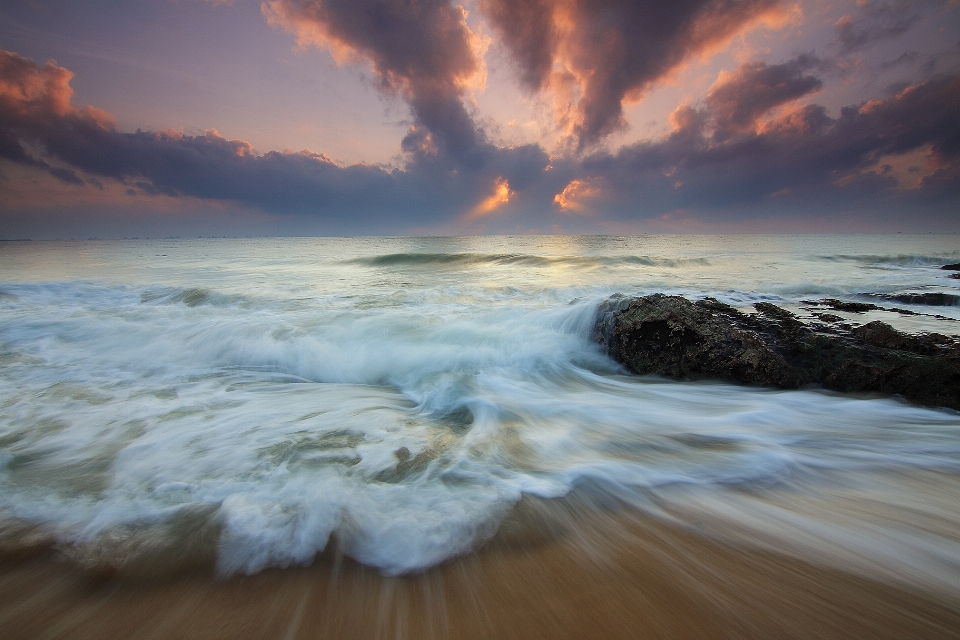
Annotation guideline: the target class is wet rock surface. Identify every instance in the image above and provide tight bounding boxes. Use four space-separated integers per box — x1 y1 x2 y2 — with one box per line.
594 295 960 410
866 292 960 307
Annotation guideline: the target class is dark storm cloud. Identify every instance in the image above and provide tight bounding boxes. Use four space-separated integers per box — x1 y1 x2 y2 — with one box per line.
0 49 418 219
705 55 822 136
480 0 782 147
0 48 550 228
264 0 792 156
264 0 485 162
579 65 960 220
2 45 958 235
0 50 85 183
477 0 556 92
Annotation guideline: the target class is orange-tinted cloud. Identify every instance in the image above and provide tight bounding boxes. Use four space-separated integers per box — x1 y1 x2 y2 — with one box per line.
705 55 822 136
0 51 74 118
553 178 600 213
470 176 512 217
3 42 959 238
480 0 785 148
0 50 114 184
585 69 960 226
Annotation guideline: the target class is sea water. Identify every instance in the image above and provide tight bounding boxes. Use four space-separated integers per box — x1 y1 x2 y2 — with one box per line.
1 235 959 584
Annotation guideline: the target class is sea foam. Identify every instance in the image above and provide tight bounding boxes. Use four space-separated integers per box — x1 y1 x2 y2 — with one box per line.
1 235 960 584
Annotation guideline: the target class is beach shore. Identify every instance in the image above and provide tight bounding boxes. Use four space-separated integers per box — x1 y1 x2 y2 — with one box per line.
3 493 959 640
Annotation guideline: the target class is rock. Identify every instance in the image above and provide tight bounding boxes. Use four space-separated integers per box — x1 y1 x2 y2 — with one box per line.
594 295 960 410
804 298 881 313
812 312 844 323
850 320 952 353
867 292 960 306
941 263 960 270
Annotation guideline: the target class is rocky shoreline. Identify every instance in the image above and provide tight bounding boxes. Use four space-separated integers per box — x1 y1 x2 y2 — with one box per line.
594 295 960 410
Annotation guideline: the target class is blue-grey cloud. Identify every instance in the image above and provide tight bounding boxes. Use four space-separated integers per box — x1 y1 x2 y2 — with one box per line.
835 0 923 54
1 48 958 236
0 48 551 229
705 55 822 137
579 64 960 223
264 0 486 164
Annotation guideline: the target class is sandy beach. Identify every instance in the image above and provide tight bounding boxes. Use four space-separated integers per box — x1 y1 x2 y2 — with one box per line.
3 491 960 640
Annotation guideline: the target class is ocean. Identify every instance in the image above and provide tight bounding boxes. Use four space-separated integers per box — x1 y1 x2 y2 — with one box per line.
1 234 960 593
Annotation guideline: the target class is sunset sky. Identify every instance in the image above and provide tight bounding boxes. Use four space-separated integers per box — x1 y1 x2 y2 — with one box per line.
1 0 959 238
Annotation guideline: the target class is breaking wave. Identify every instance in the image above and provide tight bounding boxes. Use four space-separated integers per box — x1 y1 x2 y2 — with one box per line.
2 234 960 588
348 252 711 269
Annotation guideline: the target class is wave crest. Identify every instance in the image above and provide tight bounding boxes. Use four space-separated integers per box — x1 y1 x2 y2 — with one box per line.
349 252 710 269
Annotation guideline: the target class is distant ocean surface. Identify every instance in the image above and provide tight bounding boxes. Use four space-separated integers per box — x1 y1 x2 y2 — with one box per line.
2 235 960 586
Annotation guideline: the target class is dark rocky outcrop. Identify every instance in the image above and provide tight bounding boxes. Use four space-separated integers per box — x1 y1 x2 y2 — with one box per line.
866 292 960 307
941 263 960 271
804 298 881 313
594 295 960 410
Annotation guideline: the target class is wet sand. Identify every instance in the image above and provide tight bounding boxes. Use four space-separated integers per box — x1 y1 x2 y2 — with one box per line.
3 495 960 640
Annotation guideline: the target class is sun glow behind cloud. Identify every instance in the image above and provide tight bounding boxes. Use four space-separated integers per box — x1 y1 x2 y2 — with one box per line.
470 177 512 217
553 178 600 214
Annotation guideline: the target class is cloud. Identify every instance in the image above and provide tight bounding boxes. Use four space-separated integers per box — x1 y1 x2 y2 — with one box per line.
468 176 513 218
579 64 960 223
553 177 602 214
477 0 556 92
2 43 958 237
835 0 922 54
480 0 784 148
879 50 922 70
0 48 553 232
258 0 957 162
0 49 112 185
264 0 488 162
705 55 823 136
0 49 412 219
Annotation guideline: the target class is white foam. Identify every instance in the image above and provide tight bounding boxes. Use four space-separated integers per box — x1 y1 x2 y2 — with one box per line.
1 235 960 580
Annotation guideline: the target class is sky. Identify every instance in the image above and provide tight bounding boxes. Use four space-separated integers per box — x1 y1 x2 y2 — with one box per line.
0 0 959 238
